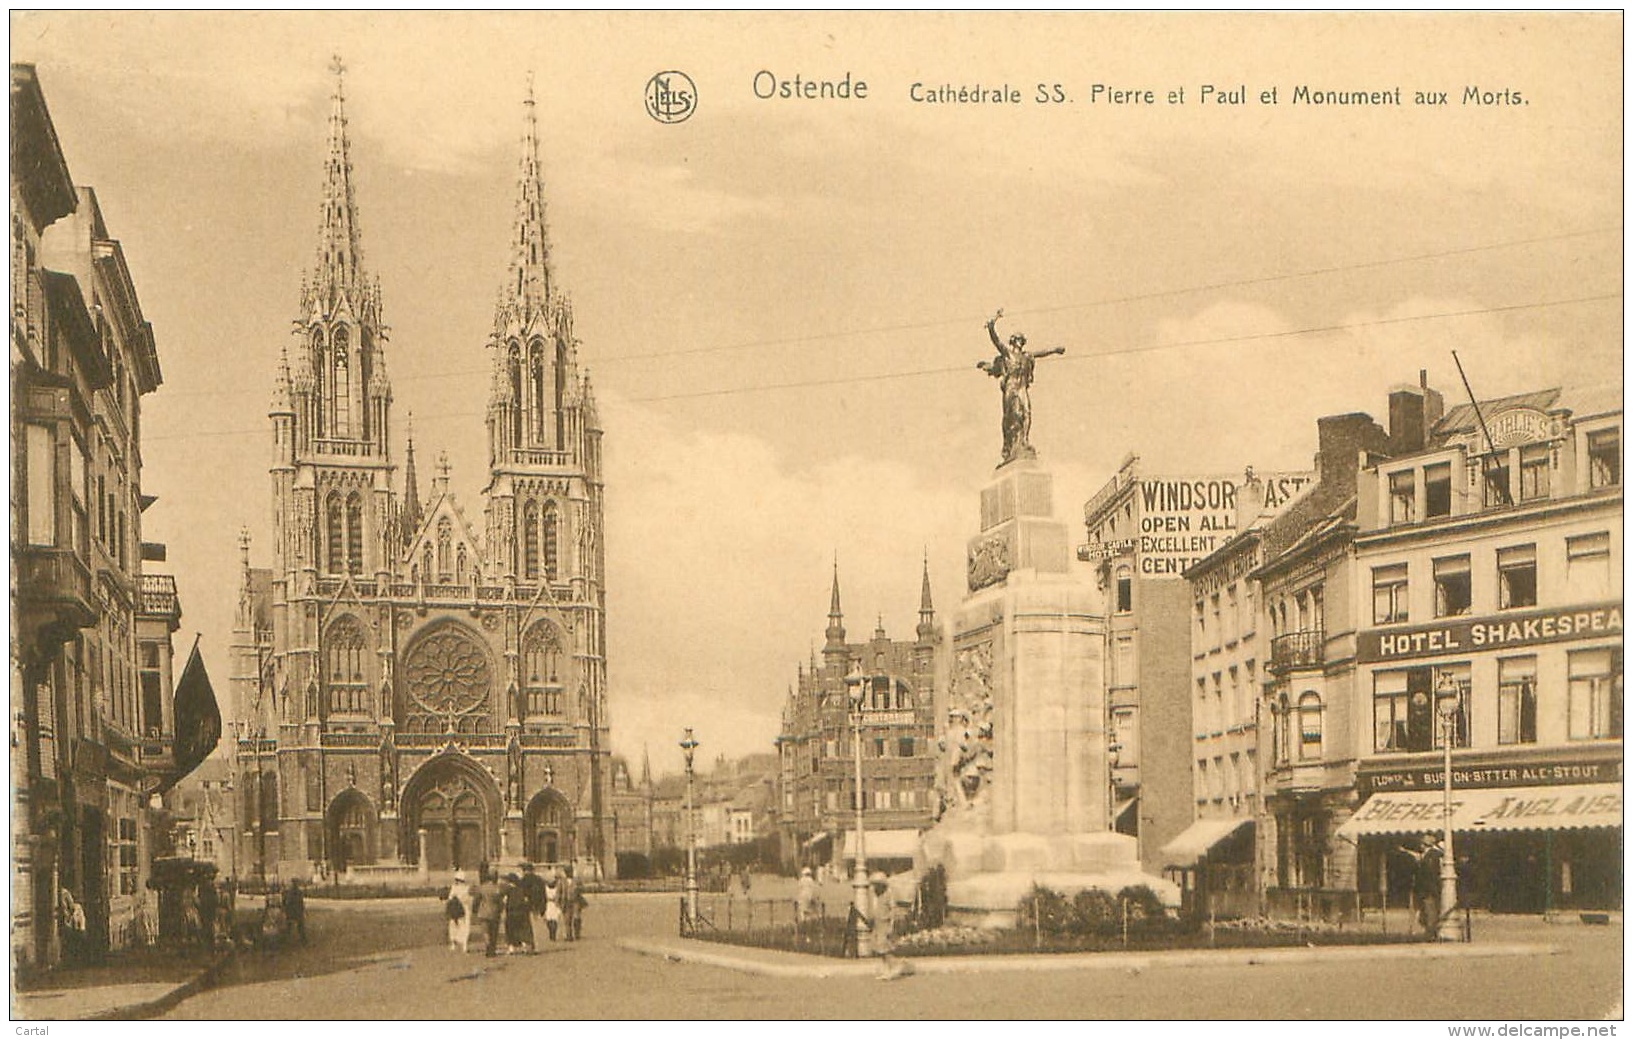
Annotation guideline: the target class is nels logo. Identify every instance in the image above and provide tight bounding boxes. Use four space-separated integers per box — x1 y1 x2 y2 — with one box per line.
645 71 697 124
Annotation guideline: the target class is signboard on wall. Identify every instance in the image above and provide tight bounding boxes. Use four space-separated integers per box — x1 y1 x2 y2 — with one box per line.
1357 602 1624 663
1132 472 1314 577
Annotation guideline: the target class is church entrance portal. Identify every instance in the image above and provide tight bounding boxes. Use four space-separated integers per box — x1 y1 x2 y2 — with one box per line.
401 754 500 872
524 788 574 866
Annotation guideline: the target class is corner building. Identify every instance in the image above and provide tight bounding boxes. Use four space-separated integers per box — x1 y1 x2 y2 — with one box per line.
1342 387 1622 913
235 72 611 882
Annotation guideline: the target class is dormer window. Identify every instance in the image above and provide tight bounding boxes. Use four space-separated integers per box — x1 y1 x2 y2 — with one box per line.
1518 444 1551 502
1424 462 1452 518
1587 428 1620 489
1388 470 1415 525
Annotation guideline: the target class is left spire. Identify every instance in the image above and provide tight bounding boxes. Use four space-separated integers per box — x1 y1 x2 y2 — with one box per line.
313 54 364 299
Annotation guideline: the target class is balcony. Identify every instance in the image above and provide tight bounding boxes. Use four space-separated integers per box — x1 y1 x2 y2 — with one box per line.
508 447 571 468
18 546 98 628
1269 630 1325 674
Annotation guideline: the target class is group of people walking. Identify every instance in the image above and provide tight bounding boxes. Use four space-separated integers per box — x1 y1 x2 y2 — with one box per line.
444 862 586 956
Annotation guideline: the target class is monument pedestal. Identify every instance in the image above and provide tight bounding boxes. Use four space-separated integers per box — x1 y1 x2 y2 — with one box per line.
919 458 1176 927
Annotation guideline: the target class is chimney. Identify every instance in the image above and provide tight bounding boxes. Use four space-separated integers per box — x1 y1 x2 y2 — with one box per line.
1388 386 1428 456
1314 412 1389 501
1421 368 1445 432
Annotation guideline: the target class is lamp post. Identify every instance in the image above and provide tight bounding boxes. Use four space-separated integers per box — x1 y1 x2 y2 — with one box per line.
1435 673 1461 941
845 665 870 923
679 728 700 931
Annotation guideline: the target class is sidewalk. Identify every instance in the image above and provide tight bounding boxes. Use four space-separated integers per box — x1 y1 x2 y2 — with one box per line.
619 932 1561 980
12 946 232 1021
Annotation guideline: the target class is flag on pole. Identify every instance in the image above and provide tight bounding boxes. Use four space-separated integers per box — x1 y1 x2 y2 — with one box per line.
168 636 221 789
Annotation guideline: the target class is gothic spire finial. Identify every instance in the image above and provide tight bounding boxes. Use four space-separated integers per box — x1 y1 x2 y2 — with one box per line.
918 549 938 642
401 413 424 546
825 557 846 650
504 76 552 310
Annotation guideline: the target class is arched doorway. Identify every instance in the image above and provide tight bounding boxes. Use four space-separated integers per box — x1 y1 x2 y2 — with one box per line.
524 789 574 866
326 789 376 874
400 753 500 871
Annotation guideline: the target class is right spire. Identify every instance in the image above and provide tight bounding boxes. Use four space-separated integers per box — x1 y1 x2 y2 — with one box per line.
505 74 552 311
825 558 846 650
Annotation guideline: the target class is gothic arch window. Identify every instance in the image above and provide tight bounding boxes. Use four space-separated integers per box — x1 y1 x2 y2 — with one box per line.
422 543 433 583
345 493 363 575
401 623 494 733
456 543 468 584
522 500 540 580
332 326 351 438
542 502 560 582
312 331 326 438
357 331 373 441
327 615 369 714
436 518 453 579
554 335 568 446
326 493 344 574
507 342 523 448
529 339 547 445
521 621 564 716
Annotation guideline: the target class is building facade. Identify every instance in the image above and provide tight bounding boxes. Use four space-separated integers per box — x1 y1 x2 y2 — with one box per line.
776 564 941 872
233 70 612 882
11 63 189 968
1080 456 1313 870
1343 387 1622 913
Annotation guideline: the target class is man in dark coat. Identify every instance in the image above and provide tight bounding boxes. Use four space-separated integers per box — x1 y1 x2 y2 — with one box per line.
472 869 505 957
197 874 219 950
282 878 308 945
1415 832 1445 937
517 862 546 940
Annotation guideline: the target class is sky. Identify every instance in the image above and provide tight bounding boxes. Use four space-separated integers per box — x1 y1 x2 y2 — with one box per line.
11 12 1623 777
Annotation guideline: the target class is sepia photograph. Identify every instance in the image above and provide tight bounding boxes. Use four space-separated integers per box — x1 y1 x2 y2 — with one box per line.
7 10 1623 1027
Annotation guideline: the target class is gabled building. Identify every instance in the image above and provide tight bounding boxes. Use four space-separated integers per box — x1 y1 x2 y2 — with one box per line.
775 562 941 872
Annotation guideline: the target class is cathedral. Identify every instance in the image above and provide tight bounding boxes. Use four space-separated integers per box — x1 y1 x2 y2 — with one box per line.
230 64 611 882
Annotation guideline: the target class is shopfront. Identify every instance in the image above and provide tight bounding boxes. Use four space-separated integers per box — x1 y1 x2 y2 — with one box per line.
1342 757 1623 913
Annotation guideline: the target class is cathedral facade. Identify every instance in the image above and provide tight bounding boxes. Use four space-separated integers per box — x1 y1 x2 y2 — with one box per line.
231 66 611 882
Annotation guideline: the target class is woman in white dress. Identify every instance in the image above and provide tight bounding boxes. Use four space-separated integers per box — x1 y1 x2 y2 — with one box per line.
543 874 563 942
446 870 473 952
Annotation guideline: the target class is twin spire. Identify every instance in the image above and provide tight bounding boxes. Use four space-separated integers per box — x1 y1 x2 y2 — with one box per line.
824 555 937 652
506 73 554 309
313 55 364 300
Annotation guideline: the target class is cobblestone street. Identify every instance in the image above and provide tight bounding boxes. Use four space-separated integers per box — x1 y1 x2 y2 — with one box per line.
158 895 1622 1020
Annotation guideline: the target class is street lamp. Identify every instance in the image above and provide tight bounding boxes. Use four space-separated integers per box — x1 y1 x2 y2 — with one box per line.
679 727 700 931
1435 673 1462 941
845 664 870 924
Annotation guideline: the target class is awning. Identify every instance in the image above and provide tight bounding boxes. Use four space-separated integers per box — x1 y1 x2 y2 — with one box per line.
841 829 921 860
1160 817 1254 868
1337 783 1622 842
1113 797 1138 830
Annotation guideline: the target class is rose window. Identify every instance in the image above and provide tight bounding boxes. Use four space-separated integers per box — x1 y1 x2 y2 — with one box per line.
403 627 493 733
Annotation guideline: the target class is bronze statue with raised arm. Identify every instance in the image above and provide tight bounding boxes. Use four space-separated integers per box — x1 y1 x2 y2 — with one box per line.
977 309 1065 464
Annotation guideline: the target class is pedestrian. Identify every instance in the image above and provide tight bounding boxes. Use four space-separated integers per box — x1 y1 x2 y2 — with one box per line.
282 878 308 945
867 871 911 980
560 865 579 942
503 872 535 953
739 868 752 898
445 870 472 952
1415 831 1445 938
542 871 562 942
796 866 818 924
260 887 288 952
472 868 505 957
197 874 220 951
178 882 201 952
517 862 546 942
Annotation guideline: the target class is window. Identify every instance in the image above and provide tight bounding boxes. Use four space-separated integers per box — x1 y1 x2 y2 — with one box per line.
901 788 918 809
1587 428 1620 489
898 736 915 757
1372 564 1408 624
1431 665 1471 750
1388 470 1415 524
1497 656 1538 745
1243 584 1256 636
1424 462 1452 518
115 816 139 895
824 790 837 811
326 618 368 714
1296 693 1323 759
522 623 562 715
1195 599 1206 643
1566 532 1612 600
1115 566 1132 613
1211 673 1224 734
1518 444 1551 502
1211 593 1222 649
326 494 344 574
1114 635 1134 687
1225 586 1239 645
345 494 363 574
1195 678 1208 736
140 670 163 737
1372 670 1412 752
876 789 893 810
1195 759 1208 803
1497 544 1537 609
1432 555 1472 618
1483 453 1512 507
873 737 886 758
1110 707 1137 767
26 424 55 546
542 504 560 581
1568 647 1622 740
523 501 540 580
1228 667 1241 727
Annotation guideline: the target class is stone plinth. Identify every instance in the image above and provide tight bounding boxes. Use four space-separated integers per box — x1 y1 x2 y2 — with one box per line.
919 458 1177 924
